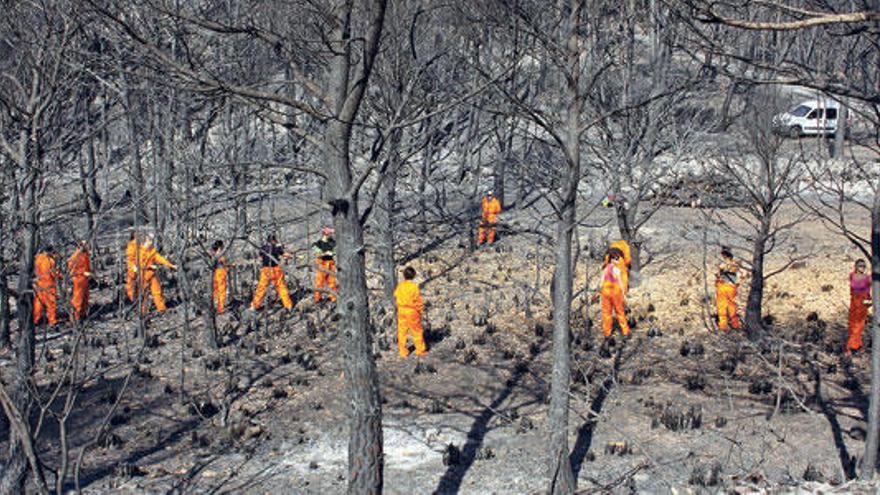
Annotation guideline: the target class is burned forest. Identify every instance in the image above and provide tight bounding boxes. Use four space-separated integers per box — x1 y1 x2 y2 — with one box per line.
1 1 880 493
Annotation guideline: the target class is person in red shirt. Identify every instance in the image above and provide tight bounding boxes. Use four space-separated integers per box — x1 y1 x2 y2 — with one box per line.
847 259 872 356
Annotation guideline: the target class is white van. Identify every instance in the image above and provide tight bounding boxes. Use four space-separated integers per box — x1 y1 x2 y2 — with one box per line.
773 100 840 137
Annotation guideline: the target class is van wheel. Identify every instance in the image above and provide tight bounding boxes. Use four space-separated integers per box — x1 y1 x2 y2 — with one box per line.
789 125 802 138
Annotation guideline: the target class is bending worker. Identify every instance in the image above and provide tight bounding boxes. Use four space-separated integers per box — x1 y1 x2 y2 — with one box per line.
313 226 337 303
478 191 502 245
846 259 871 356
250 234 293 310
126 231 140 301
34 246 60 326
212 240 229 314
68 240 92 322
395 266 427 358
599 242 630 339
138 237 177 314
715 247 742 331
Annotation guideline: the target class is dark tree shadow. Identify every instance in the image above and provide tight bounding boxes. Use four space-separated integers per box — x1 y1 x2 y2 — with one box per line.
433 345 544 494
815 367 857 480
570 340 626 478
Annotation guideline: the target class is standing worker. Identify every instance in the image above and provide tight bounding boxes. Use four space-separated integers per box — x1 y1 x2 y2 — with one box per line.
715 247 742 331
125 232 140 301
478 191 502 245
137 237 177 314
395 266 427 358
313 226 337 303
212 240 229 314
599 243 630 339
68 240 92 322
250 234 293 311
33 246 60 326
846 259 872 356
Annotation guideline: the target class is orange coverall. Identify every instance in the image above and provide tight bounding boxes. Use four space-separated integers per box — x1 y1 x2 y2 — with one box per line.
252 267 293 310
68 249 91 321
716 284 741 331
138 246 174 313
715 261 741 331
601 258 630 337
213 256 228 314
126 239 139 301
847 272 871 353
33 252 60 326
314 259 337 303
478 196 502 245
395 279 427 357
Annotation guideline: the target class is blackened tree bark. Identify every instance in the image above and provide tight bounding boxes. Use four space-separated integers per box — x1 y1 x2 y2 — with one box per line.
744 217 770 333
0 190 9 347
547 3 583 493
81 137 102 239
321 2 388 492
865 188 880 477
374 130 401 312
0 133 40 495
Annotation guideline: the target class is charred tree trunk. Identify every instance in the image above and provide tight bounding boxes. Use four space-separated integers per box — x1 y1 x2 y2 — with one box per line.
81 138 102 240
861 186 880 478
833 101 848 159
614 203 642 281
418 117 434 233
547 2 583 493
745 219 770 337
123 83 146 223
494 136 509 208
322 2 387 492
0 138 39 494
374 130 401 315
0 206 9 348
713 82 738 133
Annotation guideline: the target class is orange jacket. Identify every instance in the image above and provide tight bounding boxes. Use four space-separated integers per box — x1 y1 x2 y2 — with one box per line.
126 240 139 272
481 197 501 223
68 250 91 278
138 246 173 273
394 280 424 314
35 253 59 287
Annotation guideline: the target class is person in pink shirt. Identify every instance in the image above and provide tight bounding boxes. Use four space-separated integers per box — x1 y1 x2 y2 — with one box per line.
846 259 872 356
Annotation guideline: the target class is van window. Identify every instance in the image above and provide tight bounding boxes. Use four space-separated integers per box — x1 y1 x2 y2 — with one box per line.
826 108 838 119
806 109 822 119
790 105 810 117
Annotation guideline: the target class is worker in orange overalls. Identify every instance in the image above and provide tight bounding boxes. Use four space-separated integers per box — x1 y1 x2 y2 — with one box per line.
599 243 630 338
395 266 427 358
715 247 742 331
137 237 177 313
68 240 92 321
212 240 229 314
313 226 337 303
478 191 502 245
846 259 872 356
250 234 293 310
33 246 61 326
125 232 140 301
